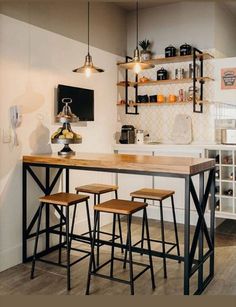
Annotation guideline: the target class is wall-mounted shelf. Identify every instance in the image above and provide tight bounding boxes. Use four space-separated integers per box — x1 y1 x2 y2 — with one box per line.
117 100 210 106
117 49 214 114
117 53 214 67
117 77 214 87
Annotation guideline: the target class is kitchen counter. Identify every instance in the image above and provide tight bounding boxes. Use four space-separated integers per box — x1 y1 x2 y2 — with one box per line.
113 143 236 152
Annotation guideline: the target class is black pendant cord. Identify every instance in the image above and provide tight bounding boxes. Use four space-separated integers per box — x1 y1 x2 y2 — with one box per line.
88 1 90 55
136 1 139 49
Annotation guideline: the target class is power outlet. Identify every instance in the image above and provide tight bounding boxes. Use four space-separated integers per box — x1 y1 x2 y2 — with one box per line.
2 128 11 143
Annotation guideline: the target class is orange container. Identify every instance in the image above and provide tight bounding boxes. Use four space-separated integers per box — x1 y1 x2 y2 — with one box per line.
157 95 165 103
168 94 177 103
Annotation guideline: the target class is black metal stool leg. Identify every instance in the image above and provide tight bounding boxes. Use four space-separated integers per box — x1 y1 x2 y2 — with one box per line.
110 213 116 278
66 206 71 291
58 205 63 264
70 204 77 247
115 190 124 254
127 215 134 295
171 195 181 263
140 198 146 255
144 208 156 290
123 233 129 269
97 194 100 266
85 199 95 269
31 203 44 279
86 211 99 295
160 201 167 279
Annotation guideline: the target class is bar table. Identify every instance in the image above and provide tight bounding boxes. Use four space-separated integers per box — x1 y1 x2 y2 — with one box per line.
22 152 215 295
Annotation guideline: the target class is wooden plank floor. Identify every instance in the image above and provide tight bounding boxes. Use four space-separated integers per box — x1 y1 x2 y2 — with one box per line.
0 218 235 295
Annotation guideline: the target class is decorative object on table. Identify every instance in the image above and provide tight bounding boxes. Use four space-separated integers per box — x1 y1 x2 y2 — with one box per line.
139 76 150 83
157 94 165 103
119 125 135 144
73 2 104 77
180 43 192 56
187 86 200 101
137 94 149 103
175 68 185 79
119 2 154 74
171 114 192 144
52 98 82 156
215 169 220 179
168 94 177 103
149 95 157 102
229 172 234 180
139 39 152 61
189 63 199 78
165 45 177 58
157 67 168 80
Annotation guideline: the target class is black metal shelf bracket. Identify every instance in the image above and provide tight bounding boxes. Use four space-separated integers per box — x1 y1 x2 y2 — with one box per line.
124 56 139 115
193 48 204 113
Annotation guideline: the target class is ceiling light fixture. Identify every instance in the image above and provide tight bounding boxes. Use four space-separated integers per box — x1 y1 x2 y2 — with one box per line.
73 2 104 77
120 1 154 74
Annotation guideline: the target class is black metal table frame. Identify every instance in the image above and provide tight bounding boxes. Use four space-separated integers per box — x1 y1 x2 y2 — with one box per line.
22 161 215 295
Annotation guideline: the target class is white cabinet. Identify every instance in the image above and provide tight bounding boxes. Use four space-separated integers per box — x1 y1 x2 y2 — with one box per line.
206 148 236 220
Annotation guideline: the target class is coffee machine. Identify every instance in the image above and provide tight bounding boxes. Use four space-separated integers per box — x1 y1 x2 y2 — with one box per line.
119 125 135 144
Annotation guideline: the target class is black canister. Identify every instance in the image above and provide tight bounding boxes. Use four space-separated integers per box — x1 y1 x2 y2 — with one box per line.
180 43 192 56
165 45 177 58
157 67 168 80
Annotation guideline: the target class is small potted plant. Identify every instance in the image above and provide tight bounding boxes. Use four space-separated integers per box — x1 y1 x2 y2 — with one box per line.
139 39 152 61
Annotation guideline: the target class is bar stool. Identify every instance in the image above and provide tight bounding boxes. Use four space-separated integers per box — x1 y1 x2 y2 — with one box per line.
129 188 181 279
86 199 156 295
30 192 91 291
75 183 124 265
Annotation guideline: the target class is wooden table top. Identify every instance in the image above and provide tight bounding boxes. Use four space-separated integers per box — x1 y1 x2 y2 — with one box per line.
23 153 215 176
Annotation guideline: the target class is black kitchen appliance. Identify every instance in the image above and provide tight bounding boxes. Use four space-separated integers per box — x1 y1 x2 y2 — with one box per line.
157 67 168 80
180 43 192 56
137 95 149 103
165 45 177 58
119 125 135 144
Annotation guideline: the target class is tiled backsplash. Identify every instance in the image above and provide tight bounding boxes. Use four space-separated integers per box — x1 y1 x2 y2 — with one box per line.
117 49 235 144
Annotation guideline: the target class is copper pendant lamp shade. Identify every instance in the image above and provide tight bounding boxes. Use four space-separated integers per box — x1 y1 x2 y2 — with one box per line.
73 2 104 76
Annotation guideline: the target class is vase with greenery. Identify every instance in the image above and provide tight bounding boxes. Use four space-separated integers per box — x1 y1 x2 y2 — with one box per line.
139 39 152 61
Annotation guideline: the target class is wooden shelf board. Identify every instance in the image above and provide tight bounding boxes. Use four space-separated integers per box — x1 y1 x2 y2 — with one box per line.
117 77 214 87
117 53 214 67
117 101 210 106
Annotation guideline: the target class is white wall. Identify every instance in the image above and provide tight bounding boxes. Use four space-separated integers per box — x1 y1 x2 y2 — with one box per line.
127 1 215 57
0 14 121 272
214 3 236 57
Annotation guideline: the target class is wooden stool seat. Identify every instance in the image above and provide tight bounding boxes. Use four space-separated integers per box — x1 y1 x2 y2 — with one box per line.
130 188 175 201
94 199 147 215
39 192 89 206
75 183 118 195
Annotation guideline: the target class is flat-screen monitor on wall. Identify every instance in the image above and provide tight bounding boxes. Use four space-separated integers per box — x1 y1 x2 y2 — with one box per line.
57 84 94 121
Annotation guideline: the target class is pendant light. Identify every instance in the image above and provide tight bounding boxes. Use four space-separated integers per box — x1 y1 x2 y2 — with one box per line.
73 2 104 77
120 1 154 74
